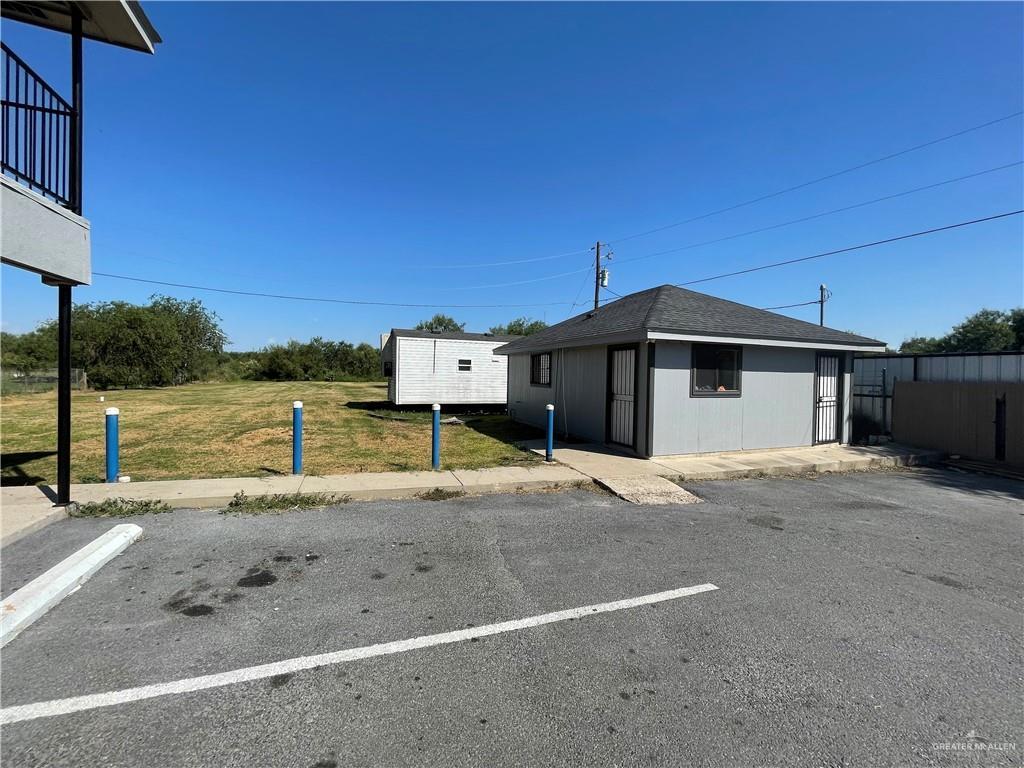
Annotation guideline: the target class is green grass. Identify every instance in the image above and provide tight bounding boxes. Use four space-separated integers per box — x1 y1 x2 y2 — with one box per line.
1 381 541 485
73 497 172 517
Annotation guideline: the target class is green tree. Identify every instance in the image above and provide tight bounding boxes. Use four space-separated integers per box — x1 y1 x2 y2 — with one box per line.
1010 308 1024 351
415 314 465 333
489 317 548 336
898 308 1022 353
898 336 942 354
149 296 228 383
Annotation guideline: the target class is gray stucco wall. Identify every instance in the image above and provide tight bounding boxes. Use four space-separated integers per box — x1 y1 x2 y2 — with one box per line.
651 342 825 455
1 178 91 284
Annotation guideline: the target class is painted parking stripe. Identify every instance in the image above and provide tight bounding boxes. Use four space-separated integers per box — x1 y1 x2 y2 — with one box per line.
1 583 718 725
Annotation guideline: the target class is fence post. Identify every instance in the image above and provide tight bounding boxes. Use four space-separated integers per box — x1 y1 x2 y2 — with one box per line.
545 403 555 462
292 401 303 475
105 407 119 483
431 403 441 470
881 367 888 436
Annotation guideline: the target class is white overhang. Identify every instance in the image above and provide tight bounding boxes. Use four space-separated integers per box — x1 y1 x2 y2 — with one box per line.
1 1 161 54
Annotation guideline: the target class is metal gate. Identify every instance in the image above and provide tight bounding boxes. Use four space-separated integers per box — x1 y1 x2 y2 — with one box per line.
814 353 841 444
607 346 637 447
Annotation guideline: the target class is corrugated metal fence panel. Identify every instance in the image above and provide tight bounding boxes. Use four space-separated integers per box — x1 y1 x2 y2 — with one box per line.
853 353 1023 436
892 381 1024 465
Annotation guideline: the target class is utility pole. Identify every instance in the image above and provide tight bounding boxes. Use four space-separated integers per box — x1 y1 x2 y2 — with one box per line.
819 283 827 326
593 241 602 310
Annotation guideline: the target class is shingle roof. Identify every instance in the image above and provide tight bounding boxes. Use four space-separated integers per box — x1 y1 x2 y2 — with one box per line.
494 285 885 354
389 329 521 342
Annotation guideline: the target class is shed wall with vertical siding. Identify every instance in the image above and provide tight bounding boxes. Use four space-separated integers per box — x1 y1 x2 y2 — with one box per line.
393 336 509 405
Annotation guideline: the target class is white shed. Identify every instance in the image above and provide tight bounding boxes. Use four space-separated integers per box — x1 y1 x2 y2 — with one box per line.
380 329 520 406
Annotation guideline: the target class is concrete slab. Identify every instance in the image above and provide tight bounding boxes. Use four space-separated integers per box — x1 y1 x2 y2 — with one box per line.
299 470 463 500
452 464 589 494
1 523 142 647
598 475 701 505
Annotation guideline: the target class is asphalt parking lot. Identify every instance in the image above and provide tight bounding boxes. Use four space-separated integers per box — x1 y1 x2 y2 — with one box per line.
1 468 1021 768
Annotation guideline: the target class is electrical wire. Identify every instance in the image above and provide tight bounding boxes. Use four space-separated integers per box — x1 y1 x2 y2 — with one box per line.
90 272 575 308
608 111 1023 245
412 112 1021 271
676 210 1023 287
614 161 1022 266
761 299 822 311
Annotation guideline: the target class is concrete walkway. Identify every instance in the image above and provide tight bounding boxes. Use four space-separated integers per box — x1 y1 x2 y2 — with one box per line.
0 464 588 547
528 441 942 483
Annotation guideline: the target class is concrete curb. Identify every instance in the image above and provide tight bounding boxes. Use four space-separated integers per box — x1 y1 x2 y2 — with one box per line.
0 523 143 648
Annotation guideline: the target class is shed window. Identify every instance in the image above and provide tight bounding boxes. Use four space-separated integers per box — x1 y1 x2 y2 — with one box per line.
457 358 472 372
383 361 393 377
691 344 741 396
530 352 551 386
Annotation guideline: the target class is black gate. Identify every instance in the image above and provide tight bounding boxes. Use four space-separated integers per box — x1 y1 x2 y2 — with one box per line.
814 353 842 444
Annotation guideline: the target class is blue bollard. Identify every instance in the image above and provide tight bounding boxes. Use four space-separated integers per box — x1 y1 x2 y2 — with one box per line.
105 407 120 483
292 400 303 475
545 403 554 462
431 403 441 470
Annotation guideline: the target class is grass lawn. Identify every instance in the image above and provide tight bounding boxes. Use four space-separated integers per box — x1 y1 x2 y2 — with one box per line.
1 381 542 486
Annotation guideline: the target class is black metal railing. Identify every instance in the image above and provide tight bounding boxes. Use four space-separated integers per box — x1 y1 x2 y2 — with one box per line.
1 42 76 208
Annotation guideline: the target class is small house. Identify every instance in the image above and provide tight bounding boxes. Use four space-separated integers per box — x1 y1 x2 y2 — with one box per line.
494 285 886 456
381 329 520 406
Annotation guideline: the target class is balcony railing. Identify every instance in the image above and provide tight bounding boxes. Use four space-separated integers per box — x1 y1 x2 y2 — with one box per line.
1 42 76 209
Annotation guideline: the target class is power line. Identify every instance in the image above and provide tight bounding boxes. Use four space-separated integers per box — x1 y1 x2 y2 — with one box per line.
761 299 821 311
615 161 1022 265
90 272 574 309
676 210 1023 287
608 111 1023 245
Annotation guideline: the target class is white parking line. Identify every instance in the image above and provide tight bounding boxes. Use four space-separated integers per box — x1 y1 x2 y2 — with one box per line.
1 583 718 725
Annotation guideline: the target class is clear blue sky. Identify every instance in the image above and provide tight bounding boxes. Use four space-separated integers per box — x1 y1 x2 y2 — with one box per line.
2 1 1022 350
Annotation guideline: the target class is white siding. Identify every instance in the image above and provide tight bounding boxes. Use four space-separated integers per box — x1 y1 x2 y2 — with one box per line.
394 337 509 405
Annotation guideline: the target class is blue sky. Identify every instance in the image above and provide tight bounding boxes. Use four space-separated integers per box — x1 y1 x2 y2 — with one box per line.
2 1 1022 350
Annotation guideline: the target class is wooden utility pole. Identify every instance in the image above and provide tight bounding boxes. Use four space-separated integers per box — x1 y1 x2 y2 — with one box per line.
819 283 827 326
593 241 602 310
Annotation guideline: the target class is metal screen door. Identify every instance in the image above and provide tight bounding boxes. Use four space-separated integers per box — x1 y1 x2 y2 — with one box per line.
814 354 840 444
608 347 636 447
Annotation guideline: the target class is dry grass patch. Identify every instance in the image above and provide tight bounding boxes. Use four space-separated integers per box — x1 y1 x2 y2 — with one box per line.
2 381 541 485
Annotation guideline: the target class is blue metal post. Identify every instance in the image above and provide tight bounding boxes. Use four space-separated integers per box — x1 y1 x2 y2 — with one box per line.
105 407 120 483
431 403 441 470
545 403 554 462
292 400 303 475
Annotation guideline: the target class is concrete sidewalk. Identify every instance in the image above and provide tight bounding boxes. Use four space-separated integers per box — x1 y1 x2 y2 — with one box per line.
527 441 942 483
0 464 589 547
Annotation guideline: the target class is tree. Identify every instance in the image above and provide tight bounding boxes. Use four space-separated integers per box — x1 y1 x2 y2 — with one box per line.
489 317 548 336
415 314 464 333
149 296 227 384
1010 308 1024 351
898 308 1022 353
898 336 942 354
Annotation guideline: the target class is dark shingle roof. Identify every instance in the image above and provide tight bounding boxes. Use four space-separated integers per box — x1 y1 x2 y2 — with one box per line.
494 285 884 354
389 329 520 342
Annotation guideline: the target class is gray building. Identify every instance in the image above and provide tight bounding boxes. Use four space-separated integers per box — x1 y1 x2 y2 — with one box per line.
494 285 886 457
2 1 161 503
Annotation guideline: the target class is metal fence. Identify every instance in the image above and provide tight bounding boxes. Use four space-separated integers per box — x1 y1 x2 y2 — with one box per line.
1 368 87 394
852 351 1024 437
1 42 76 207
